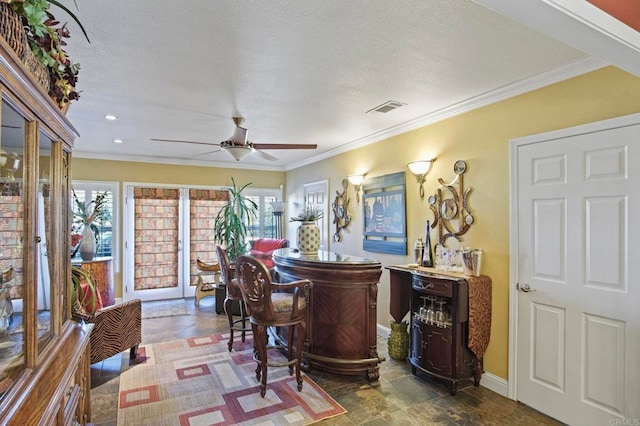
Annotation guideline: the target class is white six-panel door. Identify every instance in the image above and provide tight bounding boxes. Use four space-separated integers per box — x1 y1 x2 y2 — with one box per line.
511 114 640 425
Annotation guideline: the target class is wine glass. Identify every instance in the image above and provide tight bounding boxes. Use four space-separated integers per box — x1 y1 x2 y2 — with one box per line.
419 296 428 322
435 298 449 327
426 296 437 324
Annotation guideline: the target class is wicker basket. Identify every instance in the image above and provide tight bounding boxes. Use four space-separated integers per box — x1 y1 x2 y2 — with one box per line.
0 3 50 94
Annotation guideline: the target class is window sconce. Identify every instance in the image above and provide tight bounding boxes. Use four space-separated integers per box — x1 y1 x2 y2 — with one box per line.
347 173 366 202
407 159 435 199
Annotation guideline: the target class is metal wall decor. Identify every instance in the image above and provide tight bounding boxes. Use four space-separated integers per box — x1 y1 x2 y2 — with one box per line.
429 160 474 246
332 179 352 242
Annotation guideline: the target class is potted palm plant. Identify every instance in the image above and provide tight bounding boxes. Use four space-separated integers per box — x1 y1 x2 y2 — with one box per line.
290 206 324 255
214 178 258 260
73 190 108 261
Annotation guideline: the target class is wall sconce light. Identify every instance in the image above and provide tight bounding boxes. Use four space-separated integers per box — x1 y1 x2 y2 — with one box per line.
407 159 435 199
347 174 366 202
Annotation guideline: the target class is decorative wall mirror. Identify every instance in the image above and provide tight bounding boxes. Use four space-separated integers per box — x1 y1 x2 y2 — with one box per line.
332 179 352 242
429 160 474 246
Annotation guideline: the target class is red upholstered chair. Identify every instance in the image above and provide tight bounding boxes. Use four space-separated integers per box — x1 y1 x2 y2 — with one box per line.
235 255 311 398
249 239 289 269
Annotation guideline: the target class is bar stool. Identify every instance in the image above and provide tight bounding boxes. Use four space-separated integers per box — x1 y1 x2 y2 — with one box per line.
215 246 251 351
235 255 311 398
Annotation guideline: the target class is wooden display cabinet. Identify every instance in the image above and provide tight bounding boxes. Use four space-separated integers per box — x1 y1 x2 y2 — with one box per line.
409 273 477 394
0 36 92 424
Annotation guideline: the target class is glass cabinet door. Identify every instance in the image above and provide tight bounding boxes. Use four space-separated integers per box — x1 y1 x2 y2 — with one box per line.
0 101 26 397
37 132 53 354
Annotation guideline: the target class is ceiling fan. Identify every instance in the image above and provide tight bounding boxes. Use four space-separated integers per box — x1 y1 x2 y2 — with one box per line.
151 117 317 162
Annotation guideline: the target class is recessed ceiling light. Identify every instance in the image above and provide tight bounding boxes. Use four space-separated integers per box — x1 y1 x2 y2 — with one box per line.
113 139 123 144
104 115 117 120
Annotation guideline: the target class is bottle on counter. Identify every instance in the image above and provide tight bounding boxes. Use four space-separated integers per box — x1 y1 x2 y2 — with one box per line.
414 238 424 266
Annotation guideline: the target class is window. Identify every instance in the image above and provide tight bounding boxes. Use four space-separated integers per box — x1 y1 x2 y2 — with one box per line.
245 188 283 239
71 181 118 264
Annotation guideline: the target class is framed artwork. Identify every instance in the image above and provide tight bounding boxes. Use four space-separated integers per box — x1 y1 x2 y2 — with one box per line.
362 172 407 255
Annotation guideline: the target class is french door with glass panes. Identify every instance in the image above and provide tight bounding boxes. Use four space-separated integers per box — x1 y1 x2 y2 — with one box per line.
124 185 227 301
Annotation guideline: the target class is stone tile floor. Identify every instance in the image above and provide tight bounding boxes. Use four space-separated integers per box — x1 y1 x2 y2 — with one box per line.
90 298 563 425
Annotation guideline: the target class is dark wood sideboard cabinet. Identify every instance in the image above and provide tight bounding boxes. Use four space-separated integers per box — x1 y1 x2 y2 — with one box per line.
410 273 476 394
388 266 490 395
0 37 93 424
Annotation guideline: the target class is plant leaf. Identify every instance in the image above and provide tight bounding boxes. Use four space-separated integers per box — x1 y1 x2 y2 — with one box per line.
48 0 90 43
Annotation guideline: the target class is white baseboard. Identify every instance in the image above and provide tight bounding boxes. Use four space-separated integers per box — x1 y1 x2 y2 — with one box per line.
480 371 509 397
376 322 510 398
377 323 390 339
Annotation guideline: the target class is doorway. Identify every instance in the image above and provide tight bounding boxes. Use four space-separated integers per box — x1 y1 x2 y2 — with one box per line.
123 185 227 301
509 113 640 424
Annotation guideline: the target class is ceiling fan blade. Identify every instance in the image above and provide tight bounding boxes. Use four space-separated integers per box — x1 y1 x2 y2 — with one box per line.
252 149 279 162
251 143 317 150
151 138 219 147
191 148 222 158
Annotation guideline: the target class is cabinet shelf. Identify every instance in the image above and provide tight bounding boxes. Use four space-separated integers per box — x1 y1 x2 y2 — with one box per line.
413 313 452 329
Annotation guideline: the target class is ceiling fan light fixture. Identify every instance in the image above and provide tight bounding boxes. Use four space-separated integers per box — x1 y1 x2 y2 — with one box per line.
225 146 252 161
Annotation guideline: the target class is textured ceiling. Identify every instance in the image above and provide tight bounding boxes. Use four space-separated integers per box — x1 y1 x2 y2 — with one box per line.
61 0 591 171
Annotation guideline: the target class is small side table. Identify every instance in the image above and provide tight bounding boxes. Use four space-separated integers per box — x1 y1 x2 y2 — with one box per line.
71 257 115 307
195 260 221 306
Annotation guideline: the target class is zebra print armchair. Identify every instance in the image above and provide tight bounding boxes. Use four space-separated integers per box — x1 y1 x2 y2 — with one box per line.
73 299 142 365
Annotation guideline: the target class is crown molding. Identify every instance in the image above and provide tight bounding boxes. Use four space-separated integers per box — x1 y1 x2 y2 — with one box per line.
285 56 606 171
71 150 286 172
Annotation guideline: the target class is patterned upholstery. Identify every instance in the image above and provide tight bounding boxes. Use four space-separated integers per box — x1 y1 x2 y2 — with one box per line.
73 299 142 365
271 292 306 313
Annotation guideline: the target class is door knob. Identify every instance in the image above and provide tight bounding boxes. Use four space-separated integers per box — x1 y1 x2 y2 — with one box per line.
517 282 535 292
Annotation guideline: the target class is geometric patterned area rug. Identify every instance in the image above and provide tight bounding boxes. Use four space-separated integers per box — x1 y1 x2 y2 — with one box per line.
141 298 189 319
117 333 346 425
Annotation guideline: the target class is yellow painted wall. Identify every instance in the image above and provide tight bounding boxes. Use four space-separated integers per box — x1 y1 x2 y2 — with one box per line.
285 66 640 380
71 158 285 298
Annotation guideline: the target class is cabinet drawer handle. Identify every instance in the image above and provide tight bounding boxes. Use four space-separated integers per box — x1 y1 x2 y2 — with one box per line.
422 283 433 289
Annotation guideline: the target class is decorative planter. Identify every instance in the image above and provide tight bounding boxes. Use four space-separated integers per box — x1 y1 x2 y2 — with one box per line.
296 221 320 255
79 226 96 261
0 3 50 93
387 320 409 360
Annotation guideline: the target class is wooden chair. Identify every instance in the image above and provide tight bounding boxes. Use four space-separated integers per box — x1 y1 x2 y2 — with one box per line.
235 255 311 398
216 246 251 351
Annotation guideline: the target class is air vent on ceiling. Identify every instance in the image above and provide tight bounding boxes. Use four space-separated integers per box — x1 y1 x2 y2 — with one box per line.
366 100 406 114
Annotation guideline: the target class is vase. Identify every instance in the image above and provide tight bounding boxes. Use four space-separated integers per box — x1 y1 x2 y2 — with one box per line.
387 320 409 361
79 226 96 261
296 221 320 255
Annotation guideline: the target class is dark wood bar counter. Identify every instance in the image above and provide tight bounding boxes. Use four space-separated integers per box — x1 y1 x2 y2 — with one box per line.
273 248 383 380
